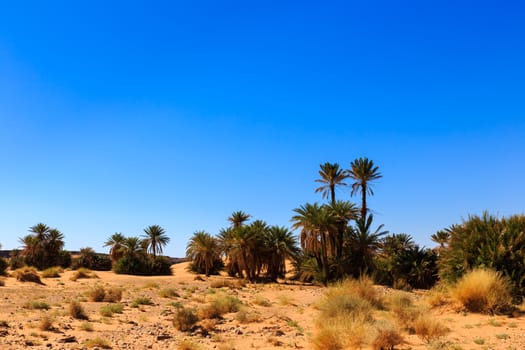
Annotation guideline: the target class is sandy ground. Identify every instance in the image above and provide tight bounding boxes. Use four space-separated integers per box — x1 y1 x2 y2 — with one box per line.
0 263 523 350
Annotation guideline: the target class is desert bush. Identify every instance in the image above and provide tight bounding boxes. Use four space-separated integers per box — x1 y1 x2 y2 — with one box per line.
235 308 261 323
253 295 271 307
38 314 54 331
79 321 94 331
41 266 63 278
69 301 88 320
0 258 8 275
413 315 449 343
453 268 512 313
384 291 422 332
104 287 123 303
312 313 373 350
317 280 375 322
131 297 153 308
12 267 42 284
425 283 451 308
173 307 199 332
372 325 404 350
24 301 50 310
0 278 4 286
9 250 25 270
198 294 241 319
159 288 180 298
100 303 123 317
88 286 106 302
209 279 245 289
177 339 201 350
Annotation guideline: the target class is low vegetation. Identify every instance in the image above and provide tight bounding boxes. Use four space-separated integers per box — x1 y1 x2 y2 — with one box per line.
69 301 88 320
453 268 512 313
12 267 42 284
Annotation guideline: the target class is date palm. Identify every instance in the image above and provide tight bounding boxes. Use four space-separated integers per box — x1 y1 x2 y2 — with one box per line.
186 231 221 276
142 225 170 259
348 157 382 220
265 226 300 281
315 162 348 205
104 233 127 262
228 211 251 229
347 214 388 277
292 203 336 284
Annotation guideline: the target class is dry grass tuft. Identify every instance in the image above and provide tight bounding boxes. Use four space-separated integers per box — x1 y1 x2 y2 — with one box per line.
385 291 423 332
100 304 124 317
209 279 245 289
372 324 404 350
452 268 512 314
413 315 449 343
425 283 451 308
159 288 180 298
38 314 54 331
253 295 272 307
131 297 153 308
312 278 380 350
12 267 42 284
0 278 5 286
84 336 112 349
198 294 241 319
79 321 94 332
235 308 261 323
41 267 63 278
177 339 201 350
24 301 50 310
70 268 98 281
173 307 199 332
69 301 88 320
88 286 122 303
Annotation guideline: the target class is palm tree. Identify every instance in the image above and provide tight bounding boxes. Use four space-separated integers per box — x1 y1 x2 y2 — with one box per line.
292 203 335 284
122 236 145 258
265 226 300 281
328 200 359 259
431 229 451 250
347 214 388 277
104 232 127 262
29 223 51 243
186 231 221 276
228 211 251 229
142 225 170 259
348 157 382 220
315 162 348 205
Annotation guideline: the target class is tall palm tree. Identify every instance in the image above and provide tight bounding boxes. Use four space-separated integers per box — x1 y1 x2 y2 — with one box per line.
228 211 251 229
431 229 451 249
142 225 170 259
265 226 300 281
186 231 221 276
104 232 127 262
348 157 382 220
315 162 348 205
347 214 388 277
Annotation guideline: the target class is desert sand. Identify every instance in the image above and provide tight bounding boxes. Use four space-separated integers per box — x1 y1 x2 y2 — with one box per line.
0 263 523 350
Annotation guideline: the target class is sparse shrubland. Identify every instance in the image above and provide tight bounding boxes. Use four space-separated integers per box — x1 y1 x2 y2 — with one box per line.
70 267 98 281
41 266 63 278
173 307 199 332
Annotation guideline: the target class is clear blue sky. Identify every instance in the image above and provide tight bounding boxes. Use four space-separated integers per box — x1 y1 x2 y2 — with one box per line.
1 1 523 257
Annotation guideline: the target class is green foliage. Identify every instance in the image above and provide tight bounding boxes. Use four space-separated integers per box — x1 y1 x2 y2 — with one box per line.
18 223 71 270
0 257 8 275
113 254 171 275
9 250 25 270
186 231 223 276
375 233 438 289
72 247 112 271
437 212 525 296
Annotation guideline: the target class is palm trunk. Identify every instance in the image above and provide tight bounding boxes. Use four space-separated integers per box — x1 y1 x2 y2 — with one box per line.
361 183 367 220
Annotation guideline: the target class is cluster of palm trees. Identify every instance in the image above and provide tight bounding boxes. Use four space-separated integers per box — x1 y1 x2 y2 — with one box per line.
292 158 386 284
103 225 172 274
186 211 299 281
18 223 70 269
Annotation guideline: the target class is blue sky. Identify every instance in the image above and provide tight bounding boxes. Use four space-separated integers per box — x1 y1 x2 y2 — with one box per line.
0 1 524 257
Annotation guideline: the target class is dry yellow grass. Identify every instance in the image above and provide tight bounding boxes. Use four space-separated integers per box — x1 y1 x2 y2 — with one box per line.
453 269 512 313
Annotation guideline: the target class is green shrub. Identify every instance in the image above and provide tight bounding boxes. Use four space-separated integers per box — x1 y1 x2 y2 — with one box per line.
0 258 8 275
437 213 525 296
100 303 124 317
113 255 172 276
130 297 153 308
